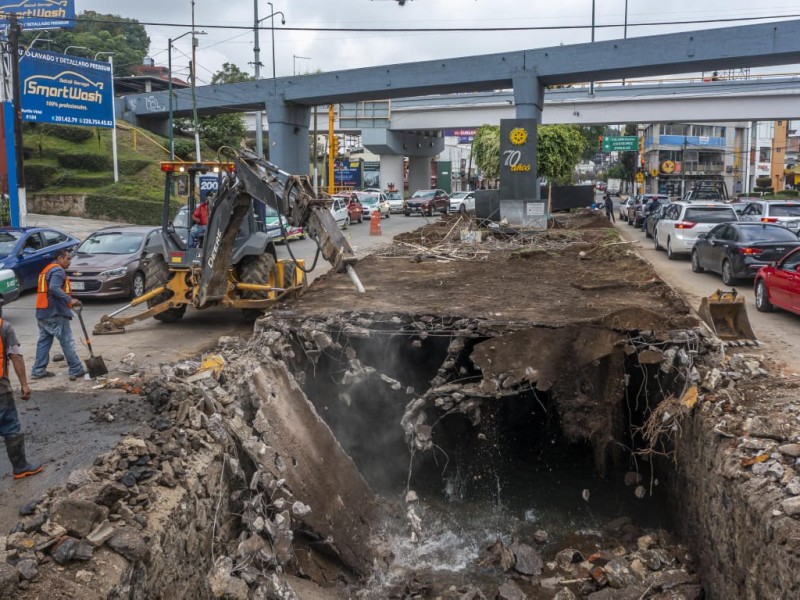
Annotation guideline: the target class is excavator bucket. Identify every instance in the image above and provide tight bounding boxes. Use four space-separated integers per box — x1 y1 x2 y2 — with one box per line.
698 289 757 341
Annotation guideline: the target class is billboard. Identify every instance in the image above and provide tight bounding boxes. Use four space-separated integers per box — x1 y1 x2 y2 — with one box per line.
445 129 476 143
333 160 361 189
0 0 75 30
20 50 114 128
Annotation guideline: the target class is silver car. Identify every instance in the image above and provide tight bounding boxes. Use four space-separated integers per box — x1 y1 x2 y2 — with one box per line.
739 200 800 234
654 202 738 259
449 191 476 214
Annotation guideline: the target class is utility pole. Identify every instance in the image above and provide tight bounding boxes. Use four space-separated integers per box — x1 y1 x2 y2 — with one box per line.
327 104 335 194
252 0 264 157
313 106 318 195
589 0 596 96
9 14 26 227
191 0 201 161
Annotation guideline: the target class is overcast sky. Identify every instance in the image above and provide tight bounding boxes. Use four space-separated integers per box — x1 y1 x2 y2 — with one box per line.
76 0 800 84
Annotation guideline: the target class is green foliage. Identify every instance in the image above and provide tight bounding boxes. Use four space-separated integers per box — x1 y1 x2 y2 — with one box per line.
607 164 627 179
85 194 179 225
538 125 586 184
43 125 94 143
199 114 247 153
579 125 605 160
21 11 150 77
57 174 114 189
57 152 112 172
211 63 254 85
24 163 58 191
172 139 195 161
756 176 772 188
471 125 501 180
118 159 150 176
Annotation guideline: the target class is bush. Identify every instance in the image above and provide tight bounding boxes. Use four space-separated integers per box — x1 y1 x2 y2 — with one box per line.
57 174 114 189
118 159 151 176
85 194 180 225
57 152 112 172
755 176 772 189
781 189 799 197
42 124 94 143
24 163 58 191
172 139 195 161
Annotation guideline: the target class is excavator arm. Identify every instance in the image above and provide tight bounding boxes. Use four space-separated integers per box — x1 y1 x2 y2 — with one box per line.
197 150 362 307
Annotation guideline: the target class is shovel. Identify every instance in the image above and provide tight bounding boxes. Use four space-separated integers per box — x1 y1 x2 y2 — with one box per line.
75 306 109 378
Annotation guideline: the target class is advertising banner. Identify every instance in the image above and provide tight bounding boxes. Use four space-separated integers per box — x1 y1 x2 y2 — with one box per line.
20 50 114 128
333 160 362 189
362 161 380 189
445 129 476 143
0 0 75 30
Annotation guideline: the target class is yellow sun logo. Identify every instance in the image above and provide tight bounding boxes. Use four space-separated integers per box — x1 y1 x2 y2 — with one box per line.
509 128 528 146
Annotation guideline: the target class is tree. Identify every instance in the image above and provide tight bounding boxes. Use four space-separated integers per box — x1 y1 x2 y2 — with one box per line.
21 11 150 76
197 64 254 152
471 124 586 185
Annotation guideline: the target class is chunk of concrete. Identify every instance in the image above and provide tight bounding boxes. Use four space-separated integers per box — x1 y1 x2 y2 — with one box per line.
51 499 108 538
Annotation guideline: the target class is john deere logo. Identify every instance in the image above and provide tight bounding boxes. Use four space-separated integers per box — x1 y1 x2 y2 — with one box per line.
661 160 676 174
509 127 528 146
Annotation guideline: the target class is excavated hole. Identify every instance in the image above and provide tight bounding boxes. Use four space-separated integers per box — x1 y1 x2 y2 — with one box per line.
285 316 693 593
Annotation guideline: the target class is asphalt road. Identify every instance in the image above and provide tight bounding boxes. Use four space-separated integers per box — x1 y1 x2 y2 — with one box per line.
609 198 800 373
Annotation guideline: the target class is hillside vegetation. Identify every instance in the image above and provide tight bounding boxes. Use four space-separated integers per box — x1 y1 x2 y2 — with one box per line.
22 123 186 225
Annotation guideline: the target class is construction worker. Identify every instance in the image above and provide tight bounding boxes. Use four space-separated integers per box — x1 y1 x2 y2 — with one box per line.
0 299 43 479
31 248 86 381
190 192 212 248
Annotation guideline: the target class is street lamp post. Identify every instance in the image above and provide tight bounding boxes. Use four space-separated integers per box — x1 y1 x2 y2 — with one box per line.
267 2 286 92
95 52 118 183
64 45 91 55
293 55 310 76
168 31 204 160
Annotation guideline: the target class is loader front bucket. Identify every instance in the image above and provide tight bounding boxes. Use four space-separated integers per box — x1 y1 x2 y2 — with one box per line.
698 289 757 341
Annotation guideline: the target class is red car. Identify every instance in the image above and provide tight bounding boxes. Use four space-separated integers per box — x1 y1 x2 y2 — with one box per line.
333 194 364 224
754 246 800 315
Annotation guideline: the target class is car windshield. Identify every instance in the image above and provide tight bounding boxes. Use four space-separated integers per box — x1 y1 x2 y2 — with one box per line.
684 207 736 223
173 207 189 228
451 192 468 199
78 232 144 255
0 231 22 257
386 192 402 200
769 204 800 217
360 196 379 206
739 225 800 242
411 191 435 199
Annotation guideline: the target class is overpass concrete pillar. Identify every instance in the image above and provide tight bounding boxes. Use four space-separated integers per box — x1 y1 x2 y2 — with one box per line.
379 155 404 194
408 156 430 193
265 101 311 175
512 75 545 200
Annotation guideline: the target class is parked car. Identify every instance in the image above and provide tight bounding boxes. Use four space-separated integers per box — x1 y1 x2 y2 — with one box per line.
626 196 644 225
691 223 800 285
754 246 800 315
67 226 160 299
596 182 607 192
0 269 19 304
405 189 449 216
449 191 476 214
619 197 636 222
356 192 390 219
384 190 404 213
333 194 364 224
0 227 80 292
329 196 350 228
644 204 668 239
632 195 670 228
738 200 800 234
654 202 739 259
264 204 305 242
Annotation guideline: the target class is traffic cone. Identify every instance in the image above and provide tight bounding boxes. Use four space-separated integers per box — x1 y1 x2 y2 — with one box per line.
369 209 382 236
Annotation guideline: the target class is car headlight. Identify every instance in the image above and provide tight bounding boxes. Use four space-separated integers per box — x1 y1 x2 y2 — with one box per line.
100 267 128 278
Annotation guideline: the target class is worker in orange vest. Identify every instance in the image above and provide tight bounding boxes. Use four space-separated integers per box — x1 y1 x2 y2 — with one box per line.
0 298 42 479
31 249 86 381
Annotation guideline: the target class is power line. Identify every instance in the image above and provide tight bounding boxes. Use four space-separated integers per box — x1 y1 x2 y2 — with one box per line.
59 13 800 34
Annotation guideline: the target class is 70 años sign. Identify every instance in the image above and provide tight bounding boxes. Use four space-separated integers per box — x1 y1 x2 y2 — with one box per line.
20 50 114 128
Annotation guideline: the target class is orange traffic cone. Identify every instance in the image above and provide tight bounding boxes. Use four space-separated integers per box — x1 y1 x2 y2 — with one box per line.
369 209 382 236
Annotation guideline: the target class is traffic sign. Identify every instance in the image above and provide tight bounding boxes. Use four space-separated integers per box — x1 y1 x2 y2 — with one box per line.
635 172 645 183
602 136 639 152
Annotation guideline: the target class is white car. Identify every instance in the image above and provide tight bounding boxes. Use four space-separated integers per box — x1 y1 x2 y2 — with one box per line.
329 196 350 228
739 200 800 234
356 192 390 219
654 202 738 259
449 191 476 213
384 191 404 213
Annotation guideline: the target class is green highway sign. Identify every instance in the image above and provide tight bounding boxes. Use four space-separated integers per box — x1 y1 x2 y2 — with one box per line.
602 136 639 152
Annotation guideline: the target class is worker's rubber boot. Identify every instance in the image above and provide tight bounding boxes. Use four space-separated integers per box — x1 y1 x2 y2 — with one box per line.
5 434 43 480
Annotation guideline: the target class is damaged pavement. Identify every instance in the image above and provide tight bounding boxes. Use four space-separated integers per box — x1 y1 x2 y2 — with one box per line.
1 212 800 599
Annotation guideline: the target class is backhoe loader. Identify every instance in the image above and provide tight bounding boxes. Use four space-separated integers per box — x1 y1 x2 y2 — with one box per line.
94 150 363 334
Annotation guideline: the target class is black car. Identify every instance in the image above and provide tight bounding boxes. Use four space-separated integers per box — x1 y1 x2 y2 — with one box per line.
633 195 670 228
691 222 800 285
644 204 667 239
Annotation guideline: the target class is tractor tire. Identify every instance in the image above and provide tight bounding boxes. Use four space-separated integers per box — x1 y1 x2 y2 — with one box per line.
238 251 277 321
144 255 187 323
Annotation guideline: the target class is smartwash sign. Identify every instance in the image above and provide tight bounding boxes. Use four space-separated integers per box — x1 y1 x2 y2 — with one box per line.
20 50 114 128
0 0 75 30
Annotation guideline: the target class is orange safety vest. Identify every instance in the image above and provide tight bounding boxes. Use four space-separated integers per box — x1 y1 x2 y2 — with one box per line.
36 263 72 309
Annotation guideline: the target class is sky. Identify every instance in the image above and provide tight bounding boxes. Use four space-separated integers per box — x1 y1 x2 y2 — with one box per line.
75 0 800 85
